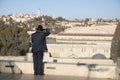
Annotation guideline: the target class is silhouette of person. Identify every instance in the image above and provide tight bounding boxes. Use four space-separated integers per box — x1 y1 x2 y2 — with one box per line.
31 25 50 75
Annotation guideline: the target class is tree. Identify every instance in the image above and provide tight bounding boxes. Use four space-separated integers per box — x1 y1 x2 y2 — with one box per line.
111 22 120 62
0 20 30 56
56 17 66 21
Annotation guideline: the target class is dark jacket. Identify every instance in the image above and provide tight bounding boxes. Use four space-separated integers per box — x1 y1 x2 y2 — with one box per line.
31 28 50 53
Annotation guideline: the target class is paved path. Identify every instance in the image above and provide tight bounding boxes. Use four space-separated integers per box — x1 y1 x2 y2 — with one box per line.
0 73 113 80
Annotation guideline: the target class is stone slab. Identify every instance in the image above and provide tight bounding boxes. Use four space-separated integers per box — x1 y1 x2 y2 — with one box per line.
0 73 113 80
44 62 116 79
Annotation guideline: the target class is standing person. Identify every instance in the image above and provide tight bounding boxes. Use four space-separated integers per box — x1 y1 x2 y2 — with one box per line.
31 25 50 75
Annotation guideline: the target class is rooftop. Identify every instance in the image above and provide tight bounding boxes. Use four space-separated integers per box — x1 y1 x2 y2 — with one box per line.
61 25 116 35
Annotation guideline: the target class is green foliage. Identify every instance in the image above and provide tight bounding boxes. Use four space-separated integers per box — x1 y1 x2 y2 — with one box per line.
112 22 120 40
0 15 66 56
111 22 120 62
0 20 30 56
56 17 66 21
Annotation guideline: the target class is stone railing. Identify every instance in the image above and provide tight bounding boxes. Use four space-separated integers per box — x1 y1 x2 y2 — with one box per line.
0 56 25 61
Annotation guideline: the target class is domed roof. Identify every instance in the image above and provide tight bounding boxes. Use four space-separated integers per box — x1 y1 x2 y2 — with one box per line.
92 54 106 59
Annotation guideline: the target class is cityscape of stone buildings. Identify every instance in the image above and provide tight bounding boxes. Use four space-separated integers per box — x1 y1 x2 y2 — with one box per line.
0 9 120 79
0 9 119 29
0 9 119 60
0 9 41 23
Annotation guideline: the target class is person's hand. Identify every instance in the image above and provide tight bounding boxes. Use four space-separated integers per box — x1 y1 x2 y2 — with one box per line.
43 26 47 29
42 23 47 29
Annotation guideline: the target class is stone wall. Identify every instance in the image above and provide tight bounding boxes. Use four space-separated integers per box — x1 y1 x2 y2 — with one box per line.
47 41 111 58
0 56 25 61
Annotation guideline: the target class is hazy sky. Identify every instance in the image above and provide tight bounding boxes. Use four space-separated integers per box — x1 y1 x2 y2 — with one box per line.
0 0 120 19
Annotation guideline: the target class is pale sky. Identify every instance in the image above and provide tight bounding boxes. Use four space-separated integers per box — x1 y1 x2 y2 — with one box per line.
0 0 120 19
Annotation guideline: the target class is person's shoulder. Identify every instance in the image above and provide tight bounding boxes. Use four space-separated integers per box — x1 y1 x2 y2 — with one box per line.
32 32 37 36
32 32 36 35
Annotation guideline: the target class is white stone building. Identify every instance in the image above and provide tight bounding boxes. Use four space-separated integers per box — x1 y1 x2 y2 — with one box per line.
45 25 116 59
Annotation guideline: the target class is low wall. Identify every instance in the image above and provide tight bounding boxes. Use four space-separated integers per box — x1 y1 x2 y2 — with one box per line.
44 62 116 79
47 43 111 58
0 56 25 61
0 60 22 74
0 60 116 79
43 52 114 65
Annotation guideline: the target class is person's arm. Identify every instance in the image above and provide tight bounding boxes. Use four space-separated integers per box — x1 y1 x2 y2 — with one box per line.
44 28 51 36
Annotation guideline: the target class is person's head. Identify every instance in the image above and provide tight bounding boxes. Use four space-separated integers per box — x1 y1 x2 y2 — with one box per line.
36 25 45 31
